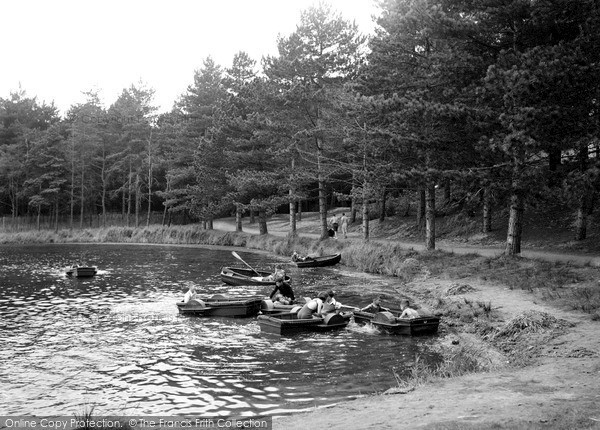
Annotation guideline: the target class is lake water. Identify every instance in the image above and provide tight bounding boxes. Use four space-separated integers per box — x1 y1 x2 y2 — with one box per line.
0 243 440 417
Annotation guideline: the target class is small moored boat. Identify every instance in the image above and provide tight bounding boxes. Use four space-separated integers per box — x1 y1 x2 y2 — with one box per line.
257 311 352 335
220 267 292 286
176 294 263 318
293 253 342 268
353 310 440 336
66 266 97 278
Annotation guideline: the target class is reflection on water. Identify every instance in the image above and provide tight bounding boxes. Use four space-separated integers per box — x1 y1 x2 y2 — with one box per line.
0 244 440 416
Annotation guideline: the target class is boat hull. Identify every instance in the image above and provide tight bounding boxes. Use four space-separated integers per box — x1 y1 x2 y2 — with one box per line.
259 299 302 315
176 295 263 318
66 266 97 277
220 267 292 286
258 312 351 335
294 253 341 268
353 310 440 336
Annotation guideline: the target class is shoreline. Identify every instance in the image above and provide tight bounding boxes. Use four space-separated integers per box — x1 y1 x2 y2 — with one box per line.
3 223 600 429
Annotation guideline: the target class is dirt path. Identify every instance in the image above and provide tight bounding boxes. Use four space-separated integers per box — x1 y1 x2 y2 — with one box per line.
212 218 600 267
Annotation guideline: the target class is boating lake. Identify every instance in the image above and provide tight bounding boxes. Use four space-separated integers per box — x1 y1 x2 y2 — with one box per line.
0 243 441 417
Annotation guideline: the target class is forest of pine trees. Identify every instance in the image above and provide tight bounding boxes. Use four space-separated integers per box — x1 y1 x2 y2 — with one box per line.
1 0 600 255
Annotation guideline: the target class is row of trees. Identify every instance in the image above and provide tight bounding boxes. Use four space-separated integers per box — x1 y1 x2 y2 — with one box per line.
1 0 600 255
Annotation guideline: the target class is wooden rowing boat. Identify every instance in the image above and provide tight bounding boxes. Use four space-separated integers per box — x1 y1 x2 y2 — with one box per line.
176 294 263 318
257 311 352 335
66 266 97 277
293 253 342 268
220 267 292 286
353 310 440 336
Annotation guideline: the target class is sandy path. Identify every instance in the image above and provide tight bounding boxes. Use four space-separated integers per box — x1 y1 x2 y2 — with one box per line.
212 218 600 267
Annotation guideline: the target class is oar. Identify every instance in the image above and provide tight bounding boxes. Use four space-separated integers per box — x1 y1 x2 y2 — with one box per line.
339 304 361 312
231 251 261 276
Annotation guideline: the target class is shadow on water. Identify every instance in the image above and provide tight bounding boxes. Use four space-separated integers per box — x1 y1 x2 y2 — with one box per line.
0 244 441 416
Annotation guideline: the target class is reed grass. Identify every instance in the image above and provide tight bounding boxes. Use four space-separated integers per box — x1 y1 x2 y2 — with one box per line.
74 406 133 430
393 347 483 391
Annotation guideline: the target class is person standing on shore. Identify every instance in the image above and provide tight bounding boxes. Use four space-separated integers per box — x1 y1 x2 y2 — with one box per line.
340 213 349 238
329 213 339 239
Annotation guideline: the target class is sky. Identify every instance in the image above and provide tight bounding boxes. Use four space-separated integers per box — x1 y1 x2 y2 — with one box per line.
1 0 381 115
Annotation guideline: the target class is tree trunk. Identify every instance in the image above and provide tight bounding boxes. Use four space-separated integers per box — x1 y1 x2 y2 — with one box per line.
317 148 328 240
575 195 588 240
505 190 524 255
329 188 336 209
100 147 107 228
297 200 302 222
417 187 425 227
575 144 590 240
70 147 75 230
289 157 296 234
482 187 492 233
235 205 243 232
444 178 451 203
379 187 387 222
289 198 296 234
135 173 140 228
351 195 357 223
362 179 369 240
55 199 59 233
79 167 85 229
258 210 268 235
207 218 213 230
127 164 133 227
548 147 561 187
250 210 255 224
122 179 126 223
37 205 41 231
425 180 436 250
146 130 153 227
162 177 170 226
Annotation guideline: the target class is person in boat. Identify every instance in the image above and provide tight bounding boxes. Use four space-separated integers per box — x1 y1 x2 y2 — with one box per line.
321 290 342 315
297 292 327 319
269 274 295 305
254 267 284 282
183 286 205 306
398 299 420 319
360 296 389 314
291 251 314 262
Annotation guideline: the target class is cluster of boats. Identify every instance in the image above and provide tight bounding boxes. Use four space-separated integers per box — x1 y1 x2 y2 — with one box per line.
64 252 440 336
178 252 440 337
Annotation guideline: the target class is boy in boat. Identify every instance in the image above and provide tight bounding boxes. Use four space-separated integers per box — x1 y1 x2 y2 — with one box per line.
297 292 327 319
291 251 314 262
183 286 205 307
398 299 420 319
269 271 295 305
321 290 343 315
360 296 389 314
